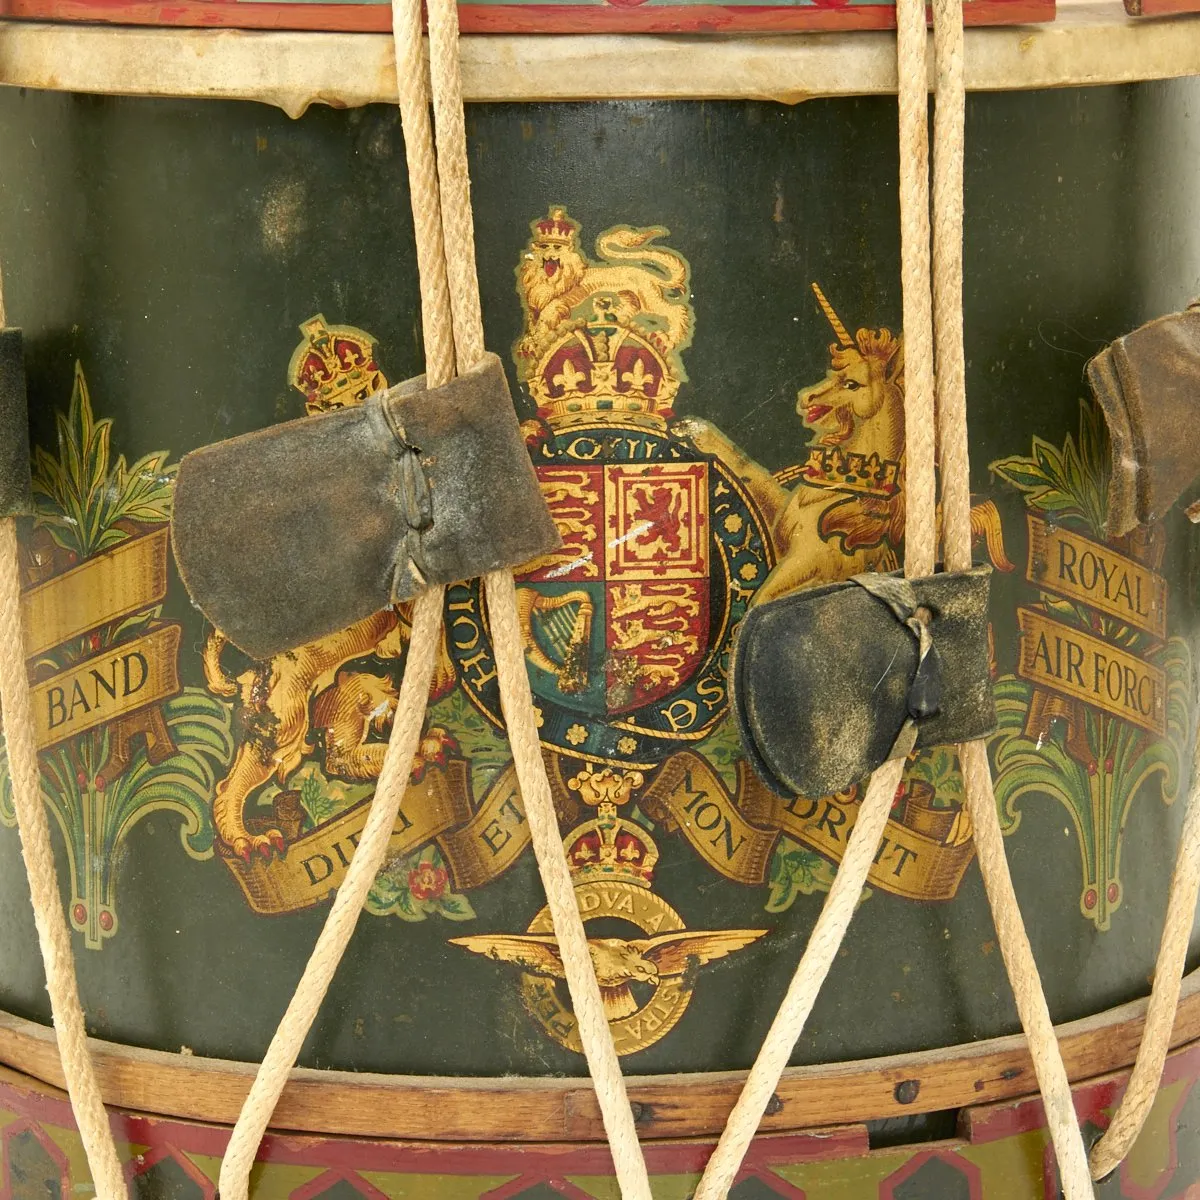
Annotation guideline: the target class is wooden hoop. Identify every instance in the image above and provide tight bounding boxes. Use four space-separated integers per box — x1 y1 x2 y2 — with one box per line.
1 4 1200 118
1 968 1198 1142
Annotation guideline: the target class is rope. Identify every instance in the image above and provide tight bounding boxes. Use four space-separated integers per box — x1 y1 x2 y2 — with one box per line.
215 585 445 1200
421 0 653 1190
424 0 487 373
896 0 937 584
219 0 653 1193
930 0 970 578
960 743 1095 1197
0 523 129 1199
691 0 939 1191
927 2 1094 1194
216 3 460 1190
484 570 653 1197
392 0 456 389
1087 732 1200 1179
689 758 906 1200
0 218 129 1196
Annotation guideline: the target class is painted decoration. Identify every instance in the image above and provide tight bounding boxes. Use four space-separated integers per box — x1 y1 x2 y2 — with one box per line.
0 368 231 949
988 405 1190 930
1 207 1191 1058
0 89 1195 1081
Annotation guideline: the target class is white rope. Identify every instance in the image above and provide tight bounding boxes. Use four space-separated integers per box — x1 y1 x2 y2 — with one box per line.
421 0 653 1187
690 758 906 1199
0 230 128 1197
217 0 654 1192
215 586 445 1200
0 520 129 1199
1087 731 1200 1179
927 0 1094 1192
690 0 939 1191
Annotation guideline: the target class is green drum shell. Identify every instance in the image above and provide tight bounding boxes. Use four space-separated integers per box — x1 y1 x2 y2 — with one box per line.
0 82 1197 1087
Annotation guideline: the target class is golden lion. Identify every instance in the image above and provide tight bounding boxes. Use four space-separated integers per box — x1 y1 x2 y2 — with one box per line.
202 608 455 860
515 207 692 367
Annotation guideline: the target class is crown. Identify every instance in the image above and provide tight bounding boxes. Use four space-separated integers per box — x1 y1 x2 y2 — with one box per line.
529 299 681 432
798 446 902 498
532 206 580 243
563 767 658 888
288 314 386 415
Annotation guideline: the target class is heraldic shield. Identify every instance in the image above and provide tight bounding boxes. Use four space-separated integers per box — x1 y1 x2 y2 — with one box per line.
446 207 776 772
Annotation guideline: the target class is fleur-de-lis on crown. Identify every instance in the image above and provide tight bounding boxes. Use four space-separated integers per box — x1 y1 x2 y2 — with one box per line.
553 359 588 394
621 359 655 393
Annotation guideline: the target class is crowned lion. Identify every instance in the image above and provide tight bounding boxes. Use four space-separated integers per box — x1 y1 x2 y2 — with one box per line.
515 207 693 369
201 317 455 861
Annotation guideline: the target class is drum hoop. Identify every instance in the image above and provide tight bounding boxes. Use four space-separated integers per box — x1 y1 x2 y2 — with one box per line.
3 967 1199 1143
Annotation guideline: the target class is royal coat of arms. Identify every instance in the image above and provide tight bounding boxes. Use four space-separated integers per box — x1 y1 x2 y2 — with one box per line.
0 198 1188 1076
454 207 775 771
191 211 1019 1020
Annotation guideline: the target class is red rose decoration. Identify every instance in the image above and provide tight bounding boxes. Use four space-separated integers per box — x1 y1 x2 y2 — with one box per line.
408 861 449 901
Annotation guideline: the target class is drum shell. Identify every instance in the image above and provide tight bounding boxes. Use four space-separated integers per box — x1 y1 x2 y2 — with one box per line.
0 82 1196 1095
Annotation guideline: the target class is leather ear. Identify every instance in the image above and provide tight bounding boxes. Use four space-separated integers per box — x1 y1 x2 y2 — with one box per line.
0 329 32 518
732 566 995 799
1087 304 1200 538
171 352 560 661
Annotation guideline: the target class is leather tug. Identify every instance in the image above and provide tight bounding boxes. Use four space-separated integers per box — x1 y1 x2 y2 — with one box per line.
171 352 560 660
0 329 31 518
1087 302 1200 538
732 565 995 799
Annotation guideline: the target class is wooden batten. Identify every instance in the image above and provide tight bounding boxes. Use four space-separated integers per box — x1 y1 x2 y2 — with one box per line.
1 2 1200 117
0 967 1198 1141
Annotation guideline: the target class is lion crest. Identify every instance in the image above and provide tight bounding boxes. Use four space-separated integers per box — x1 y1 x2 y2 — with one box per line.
515 206 693 372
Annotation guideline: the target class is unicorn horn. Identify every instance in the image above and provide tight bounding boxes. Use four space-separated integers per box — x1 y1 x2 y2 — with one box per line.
811 282 854 348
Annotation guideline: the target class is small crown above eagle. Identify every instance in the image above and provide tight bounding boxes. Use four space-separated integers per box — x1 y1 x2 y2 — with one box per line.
564 766 658 887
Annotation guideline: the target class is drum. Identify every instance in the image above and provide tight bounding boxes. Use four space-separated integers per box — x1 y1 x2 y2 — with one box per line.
1 25 1200 1196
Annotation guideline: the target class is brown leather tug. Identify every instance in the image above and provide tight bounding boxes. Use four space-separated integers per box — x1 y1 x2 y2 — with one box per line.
171 351 559 660
1088 302 1200 539
732 565 995 799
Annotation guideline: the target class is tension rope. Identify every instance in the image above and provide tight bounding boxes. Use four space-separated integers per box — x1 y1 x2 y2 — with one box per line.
214 0 656 1192
693 0 1096 1193
0 1 1197 1196
0 248 130 1198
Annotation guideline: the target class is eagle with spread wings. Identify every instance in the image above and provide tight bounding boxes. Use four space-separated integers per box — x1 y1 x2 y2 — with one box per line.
451 929 768 1021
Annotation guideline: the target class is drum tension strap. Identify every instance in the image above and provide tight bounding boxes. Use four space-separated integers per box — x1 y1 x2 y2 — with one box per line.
1087 301 1200 538
733 566 995 800
171 352 560 660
